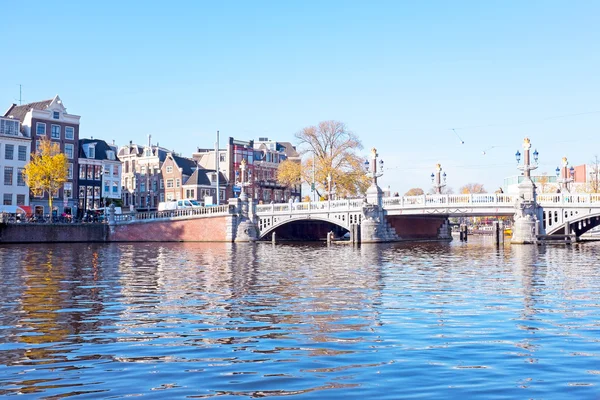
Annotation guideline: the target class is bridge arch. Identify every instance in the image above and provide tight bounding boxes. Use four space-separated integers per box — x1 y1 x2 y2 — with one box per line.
258 214 353 241
544 210 600 236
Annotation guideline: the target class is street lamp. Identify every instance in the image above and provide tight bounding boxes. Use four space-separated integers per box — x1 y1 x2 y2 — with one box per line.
237 159 251 201
364 148 384 186
556 157 575 193
515 138 538 179
431 163 447 194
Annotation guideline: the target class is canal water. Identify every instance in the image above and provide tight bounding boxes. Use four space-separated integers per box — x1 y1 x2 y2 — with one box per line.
1 238 600 399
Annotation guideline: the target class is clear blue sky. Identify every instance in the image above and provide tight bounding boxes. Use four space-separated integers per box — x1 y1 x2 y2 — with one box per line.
2 0 599 193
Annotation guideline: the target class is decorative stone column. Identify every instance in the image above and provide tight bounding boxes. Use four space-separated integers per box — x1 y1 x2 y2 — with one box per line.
233 159 258 242
361 148 397 242
511 138 540 244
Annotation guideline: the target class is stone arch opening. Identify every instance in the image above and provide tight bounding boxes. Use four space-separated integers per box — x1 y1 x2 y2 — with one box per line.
259 219 350 241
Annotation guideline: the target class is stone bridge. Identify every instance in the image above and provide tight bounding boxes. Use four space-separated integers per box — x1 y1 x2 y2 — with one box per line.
104 192 600 244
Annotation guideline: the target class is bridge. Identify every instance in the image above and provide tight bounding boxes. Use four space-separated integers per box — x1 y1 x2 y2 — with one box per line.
104 138 600 245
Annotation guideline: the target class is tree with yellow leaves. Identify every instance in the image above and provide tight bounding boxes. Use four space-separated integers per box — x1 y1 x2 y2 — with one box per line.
23 138 68 213
459 183 487 194
283 120 370 199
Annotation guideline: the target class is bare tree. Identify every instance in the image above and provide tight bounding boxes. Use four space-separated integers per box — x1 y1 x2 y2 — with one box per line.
294 120 369 198
459 183 487 194
589 155 600 193
404 188 424 196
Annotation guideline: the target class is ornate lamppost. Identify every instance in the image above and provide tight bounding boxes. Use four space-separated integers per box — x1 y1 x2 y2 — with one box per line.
555 157 575 193
512 137 540 244
430 163 447 194
237 159 251 201
364 148 384 206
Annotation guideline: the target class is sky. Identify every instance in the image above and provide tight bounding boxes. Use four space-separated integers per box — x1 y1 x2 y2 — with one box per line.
1 0 599 194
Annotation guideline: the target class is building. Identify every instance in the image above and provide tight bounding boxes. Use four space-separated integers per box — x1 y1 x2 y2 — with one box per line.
162 153 207 202
253 137 301 202
193 137 301 203
4 95 79 216
118 137 169 211
182 168 227 205
78 139 121 217
0 116 30 208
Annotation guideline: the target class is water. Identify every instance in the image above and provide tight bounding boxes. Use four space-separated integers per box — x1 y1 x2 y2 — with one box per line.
1 238 600 399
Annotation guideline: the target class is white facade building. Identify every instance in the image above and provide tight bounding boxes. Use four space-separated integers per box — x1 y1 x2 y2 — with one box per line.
0 116 30 207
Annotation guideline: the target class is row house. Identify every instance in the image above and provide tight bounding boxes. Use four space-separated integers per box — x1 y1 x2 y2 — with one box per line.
0 116 30 208
161 153 224 202
118 137 169 211
4 95 79 216
253 137 301 202
193 137 301 203
78 139 121 216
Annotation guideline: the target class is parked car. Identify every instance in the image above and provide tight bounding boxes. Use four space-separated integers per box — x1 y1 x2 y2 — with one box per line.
158 199 202 211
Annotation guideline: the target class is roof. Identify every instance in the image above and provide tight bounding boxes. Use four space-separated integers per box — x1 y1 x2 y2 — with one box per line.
278 141 299 158
171 154 199 176
79 139 120 161
4 99 53 122
184 168 227 186
118 143 170 161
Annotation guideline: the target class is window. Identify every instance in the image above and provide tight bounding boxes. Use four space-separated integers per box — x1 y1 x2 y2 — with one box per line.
53 111 60 119
166 179 173 188
16 194 25 205
80 164 86 179
3 194 11 205
113 165 119 176
166 166 173 174
94 165 101 180
160 179 164 189
104 165 110 175
35 141 42 153
17 168 25 186
65 143 74 159
18 145 27 161
65 126 74 140
64 183 72 199
220 153 226 162
36 122 46 135
124 161 129 173
112 182 118 193
166 193 173 201
51 124 60 139
88 145 95 158
68 163 73 180
5 144 14 160
152 181 157 192
4 167 13 185
106 150 115 160
176 178 180 188
104 182 110 194
0 119 19 135
141 166 146 175
160 193 164 202
140 182 146 192
87 165 94 180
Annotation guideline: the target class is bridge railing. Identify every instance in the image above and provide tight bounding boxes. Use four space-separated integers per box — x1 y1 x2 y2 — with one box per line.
382 194 517 207
113 205 232 223
537 193 600 205
255 199 364 215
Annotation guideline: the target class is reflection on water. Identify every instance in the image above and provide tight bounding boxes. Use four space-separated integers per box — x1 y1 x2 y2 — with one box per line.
1 239 600 398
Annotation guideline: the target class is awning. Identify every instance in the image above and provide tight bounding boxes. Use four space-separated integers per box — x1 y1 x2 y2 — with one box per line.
17 206 33 216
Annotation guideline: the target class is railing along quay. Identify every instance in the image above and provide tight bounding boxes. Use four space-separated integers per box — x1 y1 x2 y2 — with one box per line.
113 205 232 223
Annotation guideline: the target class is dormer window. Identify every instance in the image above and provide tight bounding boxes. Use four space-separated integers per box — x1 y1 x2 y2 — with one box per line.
88 145 95 158
53 111 60 119
106 150 115 160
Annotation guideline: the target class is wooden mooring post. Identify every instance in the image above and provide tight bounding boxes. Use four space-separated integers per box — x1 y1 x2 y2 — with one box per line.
459 224 468 242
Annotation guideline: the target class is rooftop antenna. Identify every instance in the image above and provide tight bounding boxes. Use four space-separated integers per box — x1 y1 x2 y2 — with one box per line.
14 84 22 105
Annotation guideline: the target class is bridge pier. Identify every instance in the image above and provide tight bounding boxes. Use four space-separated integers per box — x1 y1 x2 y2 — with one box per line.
231 197 258 243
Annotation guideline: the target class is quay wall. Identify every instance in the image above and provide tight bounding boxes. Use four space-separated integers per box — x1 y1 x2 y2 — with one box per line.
108 216 230 242
0 223 107 243
386 216 448 240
